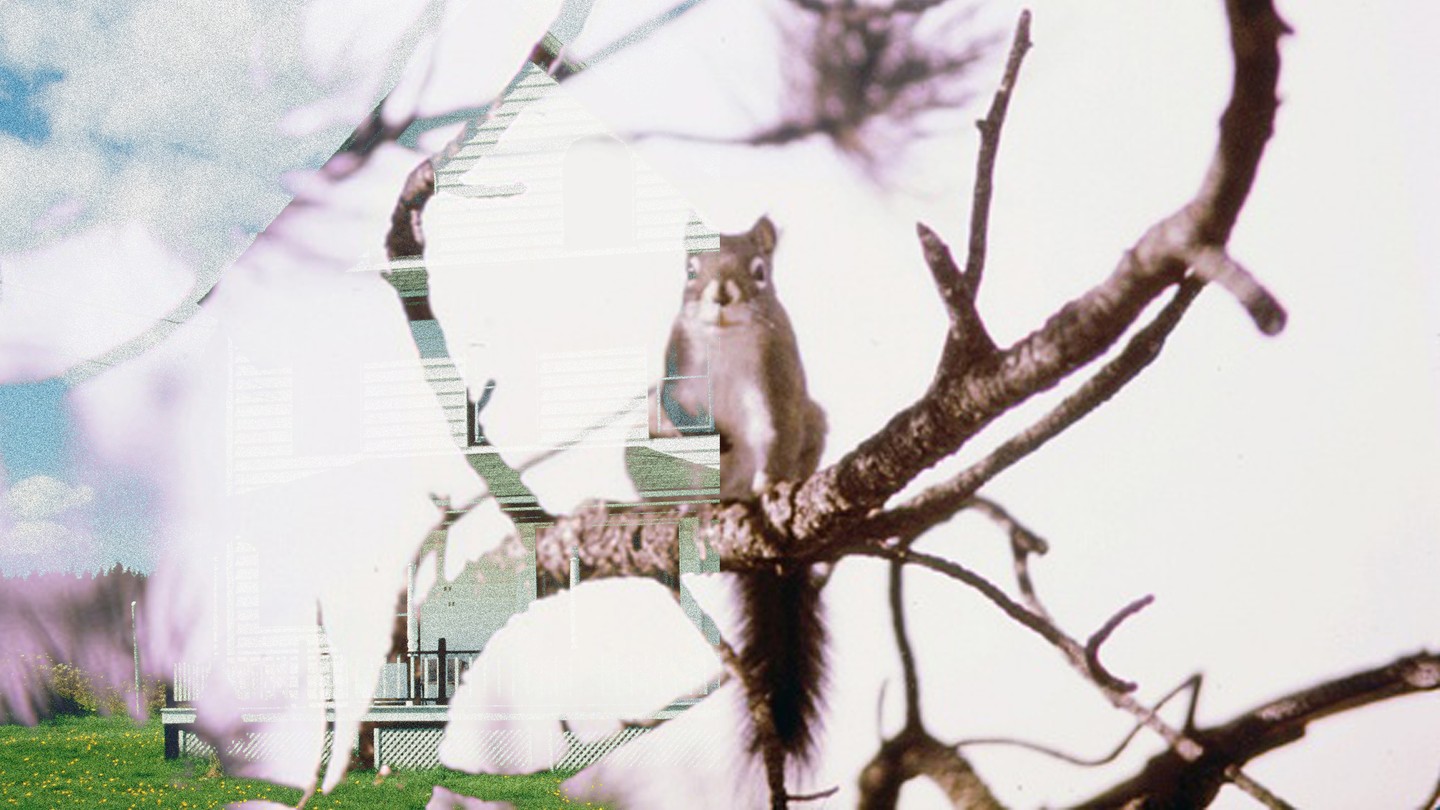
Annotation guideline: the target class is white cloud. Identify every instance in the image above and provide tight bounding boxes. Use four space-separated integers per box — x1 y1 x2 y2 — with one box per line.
0 0 442 276
0 221 198 384
3 475 94 521
1 520 69 555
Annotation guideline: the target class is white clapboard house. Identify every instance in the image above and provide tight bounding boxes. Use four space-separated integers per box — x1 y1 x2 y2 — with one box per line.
163 36 724 770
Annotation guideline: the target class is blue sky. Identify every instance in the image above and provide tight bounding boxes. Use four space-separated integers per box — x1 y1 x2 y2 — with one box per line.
0 62 61 145
0 379 70 480
0 379 101 574
0 378 160 574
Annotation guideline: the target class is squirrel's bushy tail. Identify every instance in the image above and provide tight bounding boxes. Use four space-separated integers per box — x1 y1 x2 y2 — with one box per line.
738 569 826 762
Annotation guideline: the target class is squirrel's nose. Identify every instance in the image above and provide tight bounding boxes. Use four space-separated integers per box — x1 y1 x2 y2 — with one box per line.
706 279 734 306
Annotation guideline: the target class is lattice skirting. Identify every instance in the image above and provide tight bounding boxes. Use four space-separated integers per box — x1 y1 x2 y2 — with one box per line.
178 728 355 764
553 726 716 771
374 726 445 769
375 726 713 771
175 721 718 772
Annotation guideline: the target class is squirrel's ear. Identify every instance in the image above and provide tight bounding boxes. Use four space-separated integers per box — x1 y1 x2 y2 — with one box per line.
751 216 777 254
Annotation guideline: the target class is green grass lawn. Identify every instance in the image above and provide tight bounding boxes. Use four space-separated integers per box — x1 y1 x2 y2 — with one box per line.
0 714 601 809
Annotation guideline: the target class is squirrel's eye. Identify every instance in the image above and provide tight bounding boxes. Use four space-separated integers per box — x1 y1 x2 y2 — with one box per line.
686 256 700 280
750 256 767 283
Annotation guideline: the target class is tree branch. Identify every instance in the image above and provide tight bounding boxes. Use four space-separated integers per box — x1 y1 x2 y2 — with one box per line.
954 674 1205 769
964 9 1030 296
849 278 1203 548
1077 652 1440 809
888 555 923 732
858 726 1003 810
558 0 711 80
860 515 1297 808
916 223 997 362
1084 594 1154 694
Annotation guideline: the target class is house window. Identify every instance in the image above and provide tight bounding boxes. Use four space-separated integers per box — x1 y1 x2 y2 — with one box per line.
660 348 714 434
466 380 495 447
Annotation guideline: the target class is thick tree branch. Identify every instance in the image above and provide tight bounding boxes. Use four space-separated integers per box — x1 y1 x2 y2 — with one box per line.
849 279 1203 548
384 160 435 260
1078 652 1440 809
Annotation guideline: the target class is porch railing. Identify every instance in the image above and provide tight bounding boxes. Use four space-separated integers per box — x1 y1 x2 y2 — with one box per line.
170 637 479 707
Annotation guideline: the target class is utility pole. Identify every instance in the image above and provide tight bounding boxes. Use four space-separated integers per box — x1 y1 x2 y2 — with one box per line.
131 600 141 715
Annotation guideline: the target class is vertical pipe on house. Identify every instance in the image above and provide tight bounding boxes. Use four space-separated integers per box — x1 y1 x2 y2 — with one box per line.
437 637 448 706
466 386 476 446
407 562 419 702
406 563 418 653
569 546 580 647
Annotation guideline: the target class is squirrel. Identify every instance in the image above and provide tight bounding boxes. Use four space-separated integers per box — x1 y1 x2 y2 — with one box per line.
649 215 829 781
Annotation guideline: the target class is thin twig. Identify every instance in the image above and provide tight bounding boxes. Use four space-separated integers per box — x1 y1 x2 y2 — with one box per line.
566 0 710 77
788 786 841 804
1190 245 1286 335
964 9 1031 295
916 223 997 359
888 552 922 731
967 496 1048 556
1084 594 1154 693
955 674 1203 768
992 499 1052 624
857 545 1069 652
1226 767 1298 810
